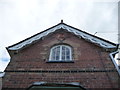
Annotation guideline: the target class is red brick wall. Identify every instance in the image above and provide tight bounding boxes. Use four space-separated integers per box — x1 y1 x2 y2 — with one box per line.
3 72 120 88
2 30 120 89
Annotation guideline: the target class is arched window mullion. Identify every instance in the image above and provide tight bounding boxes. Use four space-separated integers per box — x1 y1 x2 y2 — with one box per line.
54 47 57 61
49 49 52 61
60 46 62 61
49 45 72 61
69 47 72 61
65 46 67 61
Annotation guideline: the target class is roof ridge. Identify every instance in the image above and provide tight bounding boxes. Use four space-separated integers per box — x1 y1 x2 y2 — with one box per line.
7 21 117 51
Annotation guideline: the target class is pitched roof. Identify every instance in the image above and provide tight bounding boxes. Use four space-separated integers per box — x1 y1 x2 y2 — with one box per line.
7 21 117 51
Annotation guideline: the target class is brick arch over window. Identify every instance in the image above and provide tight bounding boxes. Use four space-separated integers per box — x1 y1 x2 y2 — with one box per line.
49 44 72 62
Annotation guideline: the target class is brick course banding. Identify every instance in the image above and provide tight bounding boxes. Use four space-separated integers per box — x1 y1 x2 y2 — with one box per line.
2 27 120 89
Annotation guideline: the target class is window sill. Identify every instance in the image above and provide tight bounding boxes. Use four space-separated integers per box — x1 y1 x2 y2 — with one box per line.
46 61 74 63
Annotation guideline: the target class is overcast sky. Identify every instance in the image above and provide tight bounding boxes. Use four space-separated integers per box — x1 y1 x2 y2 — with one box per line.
0 0 119 72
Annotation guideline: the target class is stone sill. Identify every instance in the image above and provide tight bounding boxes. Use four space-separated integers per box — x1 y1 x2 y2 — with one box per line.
46 61 74 63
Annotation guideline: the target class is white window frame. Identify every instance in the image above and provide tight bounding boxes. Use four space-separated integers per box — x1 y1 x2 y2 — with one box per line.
49 45 72 61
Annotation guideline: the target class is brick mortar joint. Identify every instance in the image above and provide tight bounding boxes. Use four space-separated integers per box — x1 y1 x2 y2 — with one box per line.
5 69 117 73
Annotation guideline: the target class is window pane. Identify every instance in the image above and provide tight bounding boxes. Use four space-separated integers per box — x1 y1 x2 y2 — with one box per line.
64 47 70 60
62 49 65 55
66 56 70 60
51 46 59 60
61 46 65 60
50 45 72 61
55 46 60 60
66 49 70 56
62 55 65 60
56 55 59 60
62 46 65 50
52 50 55 60
51 48 56 60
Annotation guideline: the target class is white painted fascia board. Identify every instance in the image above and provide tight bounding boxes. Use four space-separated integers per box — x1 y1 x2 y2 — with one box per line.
109 51 120 76
0 72 5 78
8 23 117 50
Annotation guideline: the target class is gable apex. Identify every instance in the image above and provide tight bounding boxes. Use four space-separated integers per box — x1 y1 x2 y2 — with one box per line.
7 22 117 51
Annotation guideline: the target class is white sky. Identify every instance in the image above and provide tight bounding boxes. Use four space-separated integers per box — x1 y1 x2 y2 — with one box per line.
0 0 119 72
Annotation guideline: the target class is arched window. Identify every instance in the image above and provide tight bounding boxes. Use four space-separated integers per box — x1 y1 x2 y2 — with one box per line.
49 45 72 61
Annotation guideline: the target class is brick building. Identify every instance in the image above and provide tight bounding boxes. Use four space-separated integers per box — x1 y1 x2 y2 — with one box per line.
0 72 5 90
2 21 120 89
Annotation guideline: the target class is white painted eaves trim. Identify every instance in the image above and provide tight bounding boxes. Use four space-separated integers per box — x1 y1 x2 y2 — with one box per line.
8 23 117 50
0 72 5 77
109 51 120 76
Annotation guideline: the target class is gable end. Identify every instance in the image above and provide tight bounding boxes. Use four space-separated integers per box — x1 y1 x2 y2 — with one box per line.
7 22 117 52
